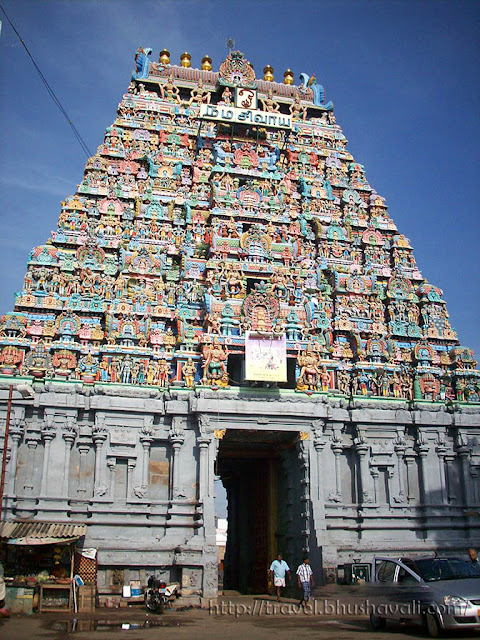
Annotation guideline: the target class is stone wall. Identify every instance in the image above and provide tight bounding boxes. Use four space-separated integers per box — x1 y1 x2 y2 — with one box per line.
1 381 479 596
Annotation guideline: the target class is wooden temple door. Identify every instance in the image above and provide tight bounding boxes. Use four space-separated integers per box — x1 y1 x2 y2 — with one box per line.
251 458 276 593
218 430 295 594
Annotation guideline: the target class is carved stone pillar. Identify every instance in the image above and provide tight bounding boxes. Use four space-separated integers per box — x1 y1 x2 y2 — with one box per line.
197 436 211 500
370 467 379 503
458 447 472 506
93 421 109 498
201 431 218 544
404 454 417 503
134 419 155 499
139 433 153 494
393 442 407 503
168 415 186 500
355 441 374 504
309 424 328 573
313 429 326 503
7 419 24 496
24 431 40 493
191 414 217 544
62 420 77 497
107 458 116 497
416 441 430 505
386 466 395 504
329 436 343 502
127 459 136 500
40 419 57 496
444 455 456 503
77 440 91 495
470 467 479 504
169 434 185 500
435 443 448 505
298 434 310 548
139 418 154 493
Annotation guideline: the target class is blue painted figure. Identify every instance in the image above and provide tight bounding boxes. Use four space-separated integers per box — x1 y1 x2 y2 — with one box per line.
132 47 152 80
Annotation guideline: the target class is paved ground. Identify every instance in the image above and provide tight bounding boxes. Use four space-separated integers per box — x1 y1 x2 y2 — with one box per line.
1 587 479 640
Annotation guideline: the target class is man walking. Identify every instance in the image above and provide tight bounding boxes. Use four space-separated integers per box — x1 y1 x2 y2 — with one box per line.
269 553 291 601
297 556 314 606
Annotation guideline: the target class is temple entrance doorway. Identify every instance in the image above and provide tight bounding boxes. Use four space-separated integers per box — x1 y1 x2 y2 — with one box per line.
216 429 304 594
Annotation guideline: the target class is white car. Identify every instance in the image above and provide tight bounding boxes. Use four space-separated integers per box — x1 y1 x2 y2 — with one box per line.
369 556 480 637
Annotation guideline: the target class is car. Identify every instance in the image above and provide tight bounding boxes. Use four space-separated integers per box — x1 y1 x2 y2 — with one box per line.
368 556 480 637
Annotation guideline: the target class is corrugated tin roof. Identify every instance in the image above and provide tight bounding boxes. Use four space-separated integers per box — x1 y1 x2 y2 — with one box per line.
0 521 87 539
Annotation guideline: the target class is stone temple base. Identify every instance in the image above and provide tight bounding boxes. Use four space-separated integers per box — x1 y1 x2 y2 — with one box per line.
1 381 479 596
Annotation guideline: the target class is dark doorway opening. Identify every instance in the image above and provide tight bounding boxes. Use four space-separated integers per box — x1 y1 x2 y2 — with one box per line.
216 429 302 594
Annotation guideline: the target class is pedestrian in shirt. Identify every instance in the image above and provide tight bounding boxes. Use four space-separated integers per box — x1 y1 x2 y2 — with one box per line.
297 556 314 606
269 553 291 601
468 548 480 571
0 549 8 618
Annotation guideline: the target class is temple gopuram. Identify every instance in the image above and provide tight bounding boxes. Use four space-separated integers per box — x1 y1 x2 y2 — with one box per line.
0 47 479 599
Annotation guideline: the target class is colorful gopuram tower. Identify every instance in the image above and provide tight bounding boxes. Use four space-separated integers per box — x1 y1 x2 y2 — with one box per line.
0 48 479 598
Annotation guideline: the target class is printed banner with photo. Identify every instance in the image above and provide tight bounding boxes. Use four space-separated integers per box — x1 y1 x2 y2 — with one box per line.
245 331 287 382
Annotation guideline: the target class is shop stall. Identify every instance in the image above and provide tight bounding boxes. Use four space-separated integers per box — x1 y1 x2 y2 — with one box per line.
0 521 87 614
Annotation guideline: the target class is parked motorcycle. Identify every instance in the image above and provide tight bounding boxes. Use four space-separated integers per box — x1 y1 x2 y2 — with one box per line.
144 577 179 614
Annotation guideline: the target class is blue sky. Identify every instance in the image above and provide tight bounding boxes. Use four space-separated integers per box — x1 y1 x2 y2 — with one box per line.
0 0 479 359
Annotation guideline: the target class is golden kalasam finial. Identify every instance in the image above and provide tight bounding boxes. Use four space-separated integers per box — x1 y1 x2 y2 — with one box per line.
159 48 171 65
180 52 191 68
201 55 212 71
263 65 274 82
283 69 294 85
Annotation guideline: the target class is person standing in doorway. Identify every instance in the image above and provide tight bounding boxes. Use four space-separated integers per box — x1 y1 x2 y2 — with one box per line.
269 553 291 601
297 556 314 606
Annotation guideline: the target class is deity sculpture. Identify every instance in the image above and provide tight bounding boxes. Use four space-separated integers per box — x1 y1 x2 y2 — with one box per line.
157 359 171 388
285 310 303 340
97 357 110 382
289 94 307 121
296 344 321 391
220 303 238 335
320 365 330 392
182 357 197 388
336 369 351 395
146 360 158 385
0 346 24 375
202 338 228 386
78 353 98 383
189 78 211 105
161 73 180 103
260 89 280 113
52 350 77 378
220 86 233 106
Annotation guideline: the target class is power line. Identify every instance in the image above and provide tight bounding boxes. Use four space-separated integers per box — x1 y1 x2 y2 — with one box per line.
0 3 93 158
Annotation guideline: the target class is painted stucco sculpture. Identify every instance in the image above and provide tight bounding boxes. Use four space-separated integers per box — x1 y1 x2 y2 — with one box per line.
1 48 478 401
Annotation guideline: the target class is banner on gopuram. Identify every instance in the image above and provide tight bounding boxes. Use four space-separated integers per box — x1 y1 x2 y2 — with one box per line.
245 332 287 382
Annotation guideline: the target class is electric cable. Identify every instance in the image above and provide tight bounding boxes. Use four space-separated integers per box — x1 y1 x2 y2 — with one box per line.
0 3 93 158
